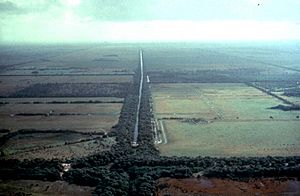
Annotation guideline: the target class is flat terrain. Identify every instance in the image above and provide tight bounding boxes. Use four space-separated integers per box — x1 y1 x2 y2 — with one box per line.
0 44 138 75
0 180 93 196
0 97 123 103
144 43 300 84
1 42 300 196
0 44 135 160
144 42 300 72
160 120 300 157
1 132 115 160
0 101 122 132
0 44 134 135
0 102 122 114
157 177 300 196
152 83 299 120
0 75 132 96
152 83 300 157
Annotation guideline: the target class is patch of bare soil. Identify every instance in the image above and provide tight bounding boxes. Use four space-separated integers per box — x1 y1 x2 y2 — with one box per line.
157 177 300 196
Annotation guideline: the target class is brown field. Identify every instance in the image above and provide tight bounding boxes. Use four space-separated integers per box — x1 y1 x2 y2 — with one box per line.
0 115 119 132
0 97 123 103
1 132 115 160
0 75 132 96
0 180 93 196
157 177 300 196
3 137 115 160
0 98 122 132
0 102 122 115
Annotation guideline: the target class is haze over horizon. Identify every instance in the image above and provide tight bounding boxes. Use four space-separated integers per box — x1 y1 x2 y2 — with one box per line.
0 0 300 43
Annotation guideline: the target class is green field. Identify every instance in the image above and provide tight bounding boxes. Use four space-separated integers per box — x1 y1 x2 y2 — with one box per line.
160 120 300 157
152 83 299 120
151 83 300 157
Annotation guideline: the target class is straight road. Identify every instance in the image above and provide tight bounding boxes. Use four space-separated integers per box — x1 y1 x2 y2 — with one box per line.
132 50 144 146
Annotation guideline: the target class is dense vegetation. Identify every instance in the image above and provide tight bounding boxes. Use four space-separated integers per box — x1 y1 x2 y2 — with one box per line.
0 159 62 181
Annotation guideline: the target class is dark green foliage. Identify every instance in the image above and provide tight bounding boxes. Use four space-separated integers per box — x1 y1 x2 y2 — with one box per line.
131 175 156 196
93 171 130 196
0 159 62 181
64 167 109 186
63 167 129 196
71 151 116 168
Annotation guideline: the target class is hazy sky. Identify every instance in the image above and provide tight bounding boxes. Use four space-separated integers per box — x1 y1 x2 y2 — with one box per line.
0 0 300 42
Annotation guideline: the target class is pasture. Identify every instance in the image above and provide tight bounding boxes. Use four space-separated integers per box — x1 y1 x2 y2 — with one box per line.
151 83 300 157
160 120 300 157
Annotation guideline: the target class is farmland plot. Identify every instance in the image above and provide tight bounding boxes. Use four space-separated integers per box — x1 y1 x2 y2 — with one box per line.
0 101 122 132
151 83 300 157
